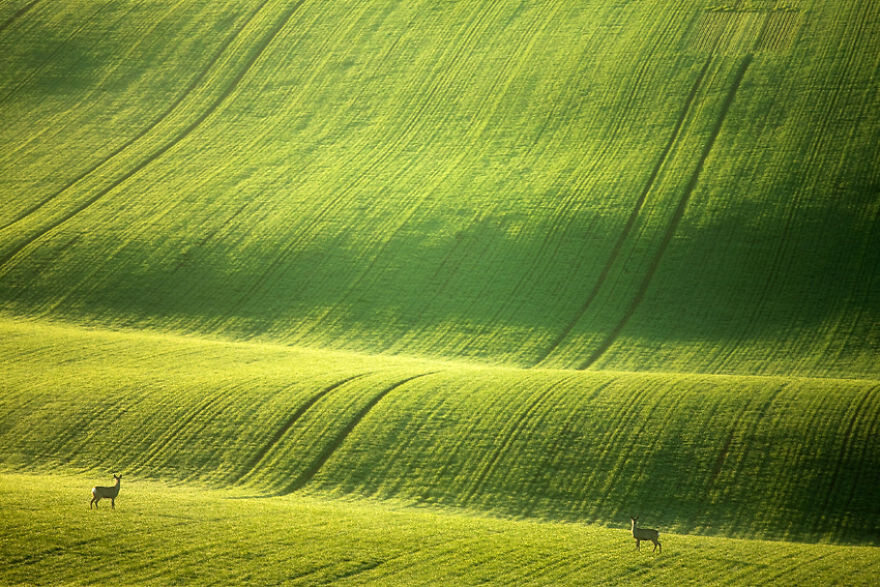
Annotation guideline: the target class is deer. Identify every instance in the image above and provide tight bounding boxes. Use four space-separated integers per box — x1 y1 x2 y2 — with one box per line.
630 516 661 553
90 474 121 509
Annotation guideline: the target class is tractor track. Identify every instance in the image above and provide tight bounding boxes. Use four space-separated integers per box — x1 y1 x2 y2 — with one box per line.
578 54 752 370
231 373 368 485
0 0 307 272
278 372 436 495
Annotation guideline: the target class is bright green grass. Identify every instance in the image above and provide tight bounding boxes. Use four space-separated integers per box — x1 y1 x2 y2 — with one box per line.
0 0 877 376
2 471 879 586
1 1 879 583
2 317 878 545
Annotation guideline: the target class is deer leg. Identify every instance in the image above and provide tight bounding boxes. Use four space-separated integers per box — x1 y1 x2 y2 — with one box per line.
111 498 115 509
635 539 640 551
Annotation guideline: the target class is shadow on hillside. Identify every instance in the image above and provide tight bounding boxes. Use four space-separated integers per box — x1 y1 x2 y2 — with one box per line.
0 182 876 369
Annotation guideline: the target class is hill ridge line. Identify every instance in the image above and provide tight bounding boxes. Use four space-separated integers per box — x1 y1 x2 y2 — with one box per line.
2 314 876 386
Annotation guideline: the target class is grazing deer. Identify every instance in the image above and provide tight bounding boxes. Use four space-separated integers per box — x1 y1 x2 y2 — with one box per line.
90 474 122 509
630 516 661 553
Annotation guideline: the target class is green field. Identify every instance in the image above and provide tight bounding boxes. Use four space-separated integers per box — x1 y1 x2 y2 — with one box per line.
1 0 878 584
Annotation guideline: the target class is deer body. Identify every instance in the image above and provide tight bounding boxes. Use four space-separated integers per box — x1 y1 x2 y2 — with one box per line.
90 474 121 509
630 516 661 553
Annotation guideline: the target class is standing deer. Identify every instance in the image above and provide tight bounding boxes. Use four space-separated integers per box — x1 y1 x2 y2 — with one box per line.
630 516 661 553
90 474 122 509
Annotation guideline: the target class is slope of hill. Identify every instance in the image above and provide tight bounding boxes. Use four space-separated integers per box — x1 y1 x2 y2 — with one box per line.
3 471 880 585
2 318 878 545
1 0 878 582
0 0 877 377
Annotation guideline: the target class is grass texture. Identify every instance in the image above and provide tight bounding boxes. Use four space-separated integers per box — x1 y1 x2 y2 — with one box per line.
2 318 878 545
1 0 878 583
0 0 877 376
2 471 880 586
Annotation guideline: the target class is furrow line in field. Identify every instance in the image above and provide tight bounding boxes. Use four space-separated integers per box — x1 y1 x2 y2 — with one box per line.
578 54 752 370
389 217 499 355
754 550 831 587
136 383 246 474
478 65 628 345
227 4 486 318
0 0 305 272
424 379 515 497
278 372 437 495
632 381 696 481
531 56 714 367
817 383 880 529
605 381 679 504
482 5 683 348
4 536 94 567
519 376 618 519
0 1 268 232
578 383 651 516
711 3 871 375
376 4 564 351
707 409 745 491
0 0 40 37
724 380 789 508
230 374 368 486
0 0 180 179
294 3 549 346
842 386 880 521
47 392 134 467
462 374 578 505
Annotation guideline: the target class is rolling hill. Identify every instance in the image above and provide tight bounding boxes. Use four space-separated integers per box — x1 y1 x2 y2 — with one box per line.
1 0 878 583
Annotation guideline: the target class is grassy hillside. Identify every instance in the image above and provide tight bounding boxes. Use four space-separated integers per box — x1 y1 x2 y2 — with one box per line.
0 0 877 376
3 472 880 585
2 318 878 545
1 0 879 583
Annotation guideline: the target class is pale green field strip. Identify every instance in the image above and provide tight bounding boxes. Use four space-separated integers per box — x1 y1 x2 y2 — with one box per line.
2 316 878 544
2 472 879 586
0 1 876 378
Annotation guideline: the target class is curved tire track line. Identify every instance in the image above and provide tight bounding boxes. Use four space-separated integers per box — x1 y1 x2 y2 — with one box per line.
278 371 437 495
578 54 753 370
230 373 368 486
0 0 305 271
0 1 270 233
818 383 880 528
461 373 579 505
235 3 515 332
532 56 714 367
